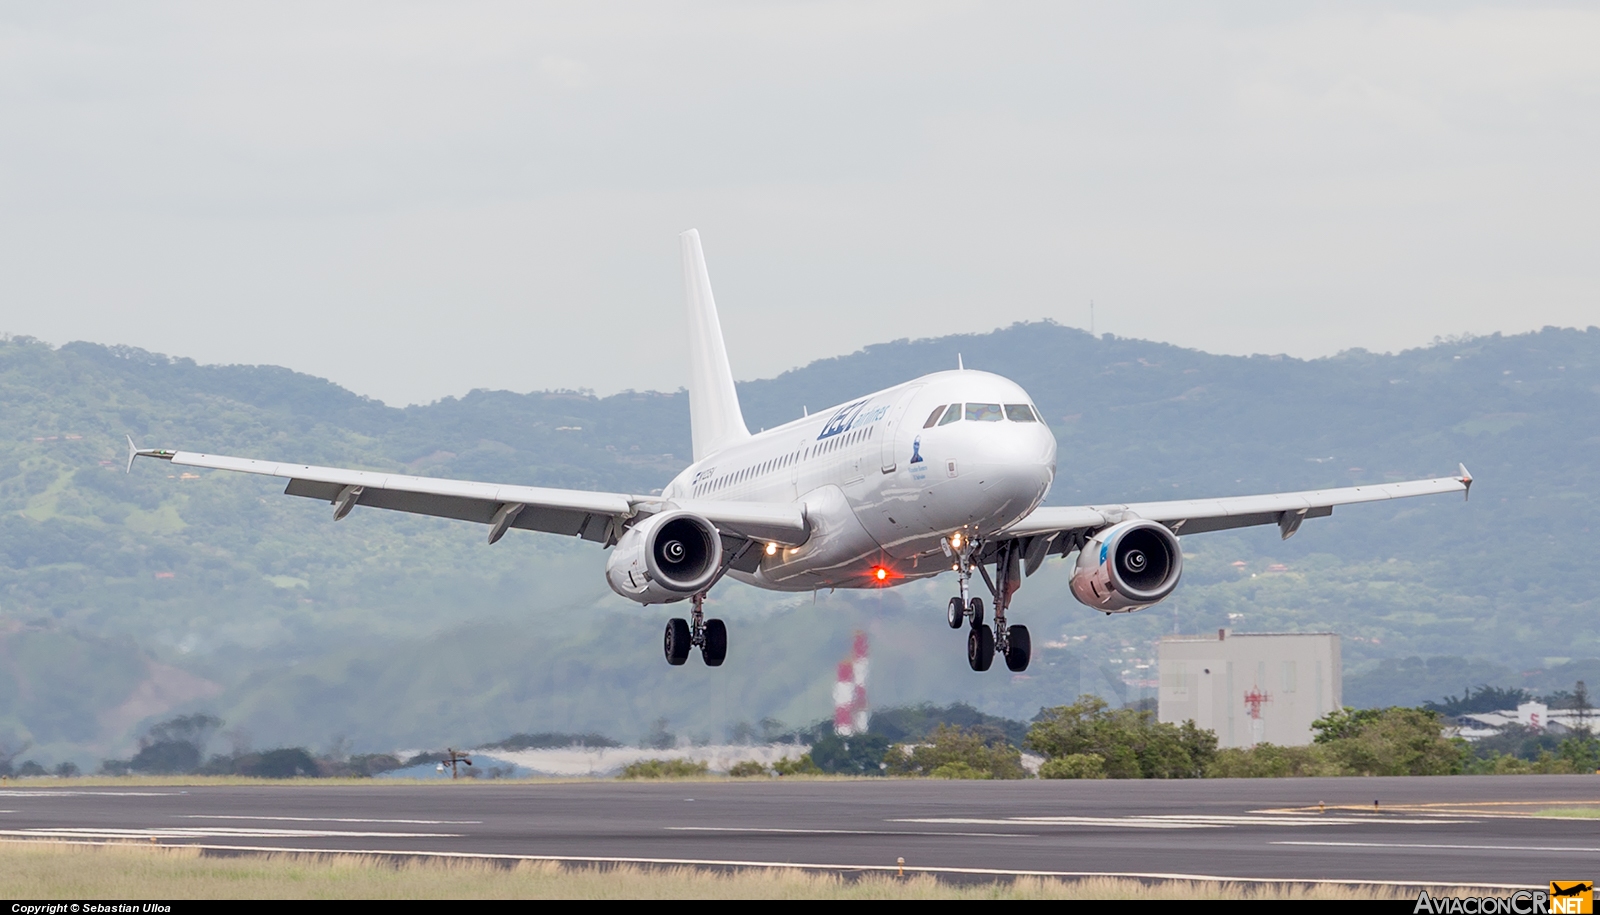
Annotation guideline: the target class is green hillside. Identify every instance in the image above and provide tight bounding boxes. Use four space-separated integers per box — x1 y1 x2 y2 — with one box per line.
1 324 1597 767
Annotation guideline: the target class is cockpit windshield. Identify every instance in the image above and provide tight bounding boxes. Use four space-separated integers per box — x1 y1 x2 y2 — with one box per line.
965 403 1003 422
924 402 1041 425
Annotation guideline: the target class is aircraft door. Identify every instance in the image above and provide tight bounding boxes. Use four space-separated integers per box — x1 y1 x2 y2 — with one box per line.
879 384 924 473
789 436 804 499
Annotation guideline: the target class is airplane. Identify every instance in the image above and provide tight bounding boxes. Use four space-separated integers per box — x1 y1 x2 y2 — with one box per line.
128 229 1472 672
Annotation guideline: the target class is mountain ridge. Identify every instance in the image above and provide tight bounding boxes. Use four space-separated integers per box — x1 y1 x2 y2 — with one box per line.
2 322 1596 765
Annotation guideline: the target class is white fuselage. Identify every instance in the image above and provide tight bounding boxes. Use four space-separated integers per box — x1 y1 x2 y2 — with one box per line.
660 369 1057 591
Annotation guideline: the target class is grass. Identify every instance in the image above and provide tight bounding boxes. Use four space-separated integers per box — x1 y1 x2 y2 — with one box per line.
1534 807 1600 818
0 773 867 787
0 841 1491 900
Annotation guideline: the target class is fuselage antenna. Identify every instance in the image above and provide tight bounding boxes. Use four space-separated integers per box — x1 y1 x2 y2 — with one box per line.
957 353 964 370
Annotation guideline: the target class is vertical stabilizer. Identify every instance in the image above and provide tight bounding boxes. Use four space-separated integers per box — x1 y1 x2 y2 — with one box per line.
680 229 751 461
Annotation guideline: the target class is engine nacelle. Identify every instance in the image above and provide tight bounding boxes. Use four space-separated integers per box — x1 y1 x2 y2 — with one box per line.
605 510 723 605
1070 519 1183 613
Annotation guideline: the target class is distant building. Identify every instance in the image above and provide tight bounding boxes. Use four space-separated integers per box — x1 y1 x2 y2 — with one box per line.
1158 630 1341 748
1455 703 1595 740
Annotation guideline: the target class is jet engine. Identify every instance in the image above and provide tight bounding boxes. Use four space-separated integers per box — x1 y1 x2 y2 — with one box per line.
1069 519 1183 613
605 510 723 604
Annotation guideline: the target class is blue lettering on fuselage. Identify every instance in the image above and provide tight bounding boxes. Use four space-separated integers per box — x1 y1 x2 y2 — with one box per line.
816 400 894 440
817 400 868 440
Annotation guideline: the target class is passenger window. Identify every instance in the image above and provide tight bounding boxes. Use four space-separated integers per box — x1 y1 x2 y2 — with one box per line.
966 403 1003 422
923 406 946 428
1005 404 1038 423
937 403 962 426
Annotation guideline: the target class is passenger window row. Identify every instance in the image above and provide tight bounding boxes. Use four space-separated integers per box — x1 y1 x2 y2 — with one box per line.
692 424 879 497
922 402 1040 427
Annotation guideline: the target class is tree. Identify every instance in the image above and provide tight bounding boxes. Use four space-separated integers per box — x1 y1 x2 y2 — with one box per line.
643 718 676 751
1314 707 1466 776
114 714 226 775
884 724 1028 779
810 733 891 775
1026 695 1215 779
1423 685 1531 717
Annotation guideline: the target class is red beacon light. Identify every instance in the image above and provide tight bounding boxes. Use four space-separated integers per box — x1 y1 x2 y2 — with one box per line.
870 565 893 584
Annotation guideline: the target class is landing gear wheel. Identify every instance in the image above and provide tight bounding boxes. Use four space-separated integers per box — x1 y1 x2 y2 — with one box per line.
1003 624 1031 672
947 597 965 629
664 618 691 666
967 623 994 672
967 597 985 627
701 619 727 666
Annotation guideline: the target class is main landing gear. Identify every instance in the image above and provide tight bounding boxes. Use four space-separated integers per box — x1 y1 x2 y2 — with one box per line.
947 534 1030 673
664 592 728 667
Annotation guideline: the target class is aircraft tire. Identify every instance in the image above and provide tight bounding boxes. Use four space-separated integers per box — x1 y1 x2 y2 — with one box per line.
664 618 692 666
967 597 984 627
947 597 965 629
701 619 728 667
1004 625 1031 672
967 624 994 672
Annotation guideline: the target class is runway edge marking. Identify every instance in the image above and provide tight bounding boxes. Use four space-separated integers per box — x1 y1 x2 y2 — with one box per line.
0 837 1538 891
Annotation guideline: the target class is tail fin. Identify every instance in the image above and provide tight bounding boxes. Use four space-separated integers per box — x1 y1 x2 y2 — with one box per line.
680 229 751 461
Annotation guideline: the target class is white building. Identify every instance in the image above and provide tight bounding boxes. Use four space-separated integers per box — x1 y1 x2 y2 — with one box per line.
1158 630 1341 748
1455 703 1596 740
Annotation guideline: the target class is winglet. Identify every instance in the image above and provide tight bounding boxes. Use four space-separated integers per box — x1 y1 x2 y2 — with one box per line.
125 435 176 473
1458 463 1472 500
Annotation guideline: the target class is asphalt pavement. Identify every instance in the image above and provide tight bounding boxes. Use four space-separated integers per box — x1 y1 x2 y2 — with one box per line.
4 775 1599 887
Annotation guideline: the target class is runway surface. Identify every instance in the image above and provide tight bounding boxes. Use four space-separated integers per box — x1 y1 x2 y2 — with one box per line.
3 776 1599 886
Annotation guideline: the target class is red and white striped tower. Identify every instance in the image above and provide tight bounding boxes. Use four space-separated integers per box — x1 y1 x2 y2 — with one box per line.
833 630 871 736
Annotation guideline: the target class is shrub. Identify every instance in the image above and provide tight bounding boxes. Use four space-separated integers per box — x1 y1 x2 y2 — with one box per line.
928 761 989 779
1205 744 1342 778
771 754 822 776
1038 753 1106 779
885 724 1028 779
1463 751 1582 775
619 758 710 779
726 760 769 777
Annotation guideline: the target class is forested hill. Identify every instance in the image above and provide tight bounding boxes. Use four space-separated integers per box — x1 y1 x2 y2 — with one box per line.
1 324 1597 765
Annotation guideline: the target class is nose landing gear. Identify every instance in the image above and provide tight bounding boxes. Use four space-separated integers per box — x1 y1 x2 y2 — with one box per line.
947 534 1031 673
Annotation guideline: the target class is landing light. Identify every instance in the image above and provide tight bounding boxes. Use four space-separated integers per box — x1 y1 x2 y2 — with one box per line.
950 532 962 549
765 542 778 556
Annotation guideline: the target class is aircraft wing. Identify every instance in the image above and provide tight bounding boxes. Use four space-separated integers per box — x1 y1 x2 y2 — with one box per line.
999 465 1472 567
127 441 808 547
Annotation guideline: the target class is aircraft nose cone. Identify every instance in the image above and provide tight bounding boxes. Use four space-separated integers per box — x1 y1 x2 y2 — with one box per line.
960 424 1055 529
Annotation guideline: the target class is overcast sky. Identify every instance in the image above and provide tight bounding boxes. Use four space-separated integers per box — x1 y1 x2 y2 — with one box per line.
2 2 1596 405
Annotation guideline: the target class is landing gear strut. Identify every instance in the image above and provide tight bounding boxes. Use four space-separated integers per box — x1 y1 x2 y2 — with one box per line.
946 534 1030 673
660 540 754 668
665 592 728 667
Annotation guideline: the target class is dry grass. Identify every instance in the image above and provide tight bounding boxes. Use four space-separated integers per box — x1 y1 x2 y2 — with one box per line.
1534 807 1600 818
0 773 878 788
0 775 567 788
0 840 1497 900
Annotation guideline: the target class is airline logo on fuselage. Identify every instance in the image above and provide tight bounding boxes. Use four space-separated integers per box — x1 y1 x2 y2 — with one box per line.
816 398 893 440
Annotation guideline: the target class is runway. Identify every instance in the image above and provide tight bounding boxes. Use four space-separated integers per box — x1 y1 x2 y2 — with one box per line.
3 776 1598 887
